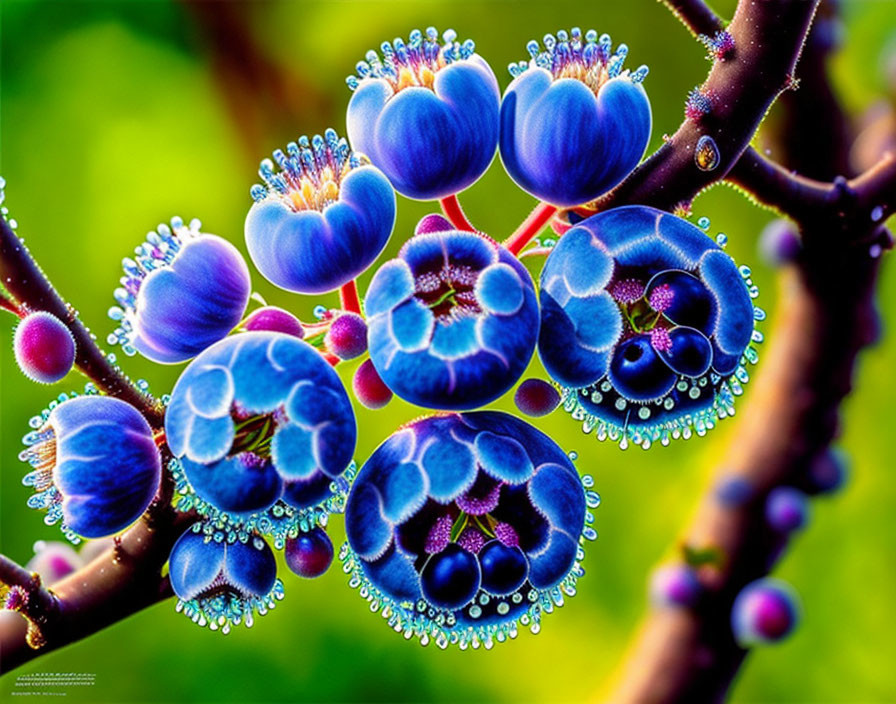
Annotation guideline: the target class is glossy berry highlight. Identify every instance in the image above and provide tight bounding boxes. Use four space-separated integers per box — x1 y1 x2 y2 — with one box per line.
352 359 393 409
19 394 161 541
108 217 251 364
538 206 761 448
245 129 396 294
14 312 75 384
346 28 500 200
342 411 598 648
365 225 539 409
731 578 800 647
501 28 651 206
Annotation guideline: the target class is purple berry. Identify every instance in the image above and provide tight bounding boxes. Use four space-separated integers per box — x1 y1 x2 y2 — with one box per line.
765 487 809 533
244 306 304 338
478 540 528 596
14 311 75 384
649 564 702 608
514 379 561 417
352 359 392 409
415 214 454 235
759 219 801 267
284 527 334 578
732 578 800 647
421 544 482 610
325 312 368 360
806 448 848 495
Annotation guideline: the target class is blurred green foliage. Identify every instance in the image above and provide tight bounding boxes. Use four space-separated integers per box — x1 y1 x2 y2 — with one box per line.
1 1 894 701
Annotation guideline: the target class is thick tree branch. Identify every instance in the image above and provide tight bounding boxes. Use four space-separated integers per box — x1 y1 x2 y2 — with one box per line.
0 217 164 427
585 0 819 213
660 0 724 39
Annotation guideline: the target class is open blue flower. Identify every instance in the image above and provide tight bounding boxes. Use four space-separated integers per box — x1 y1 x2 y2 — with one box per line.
245 129 396 294
164 331 356 515
20 395 161 541
342 411 597 648
169 524 283 632
346 28 500 200
365 224 539 409
538 205 759 448
500 29 651 206
109 217 251 364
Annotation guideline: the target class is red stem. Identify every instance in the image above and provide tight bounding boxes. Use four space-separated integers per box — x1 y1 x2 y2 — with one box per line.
0 291 22 316
339 279 362 316
438 194 477 232
503 203 558 255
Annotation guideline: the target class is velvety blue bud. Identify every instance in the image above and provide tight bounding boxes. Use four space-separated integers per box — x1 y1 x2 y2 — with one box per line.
365 228 539 409
168 526 281 631
245 139 396 293
538 205 758 447
343 411 590 646
165 331 356 515
500 32 651 206
20 395 161 539
765 487 809 533
347 31 500 200
110 218 251 364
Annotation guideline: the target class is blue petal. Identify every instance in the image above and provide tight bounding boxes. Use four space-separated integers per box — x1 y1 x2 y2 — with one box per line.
561 292 623 351
345 481 393 561
390 298 435 352
281 471 334 509
184 415 235 465
656 211 717 266
364 260 415 318
475 430 534 484
538 291 612 388
526 529 578 590
169 530 226 601
420 435 477 502
700 250 754 355
366 461 428 524
528 462 586 537
363 542 422 603
271 423 316 479
181 455 282 515
224 537 277 598
346 78 393 160
551 227 614 297
185 366 234 419
475 263 524 315
430 317 479 359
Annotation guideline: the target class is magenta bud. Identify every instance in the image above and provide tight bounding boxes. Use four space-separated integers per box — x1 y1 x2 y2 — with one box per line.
415 214 455 235
649 564 702 608
514 378 561 417
765 487 809 533
243 306 304 338
14 312 76 384
732 578 800 647
758 219 801 267
285 527 334 578
352 358 392 409
325 312 368 360
26 540 82 584
806 448 848 495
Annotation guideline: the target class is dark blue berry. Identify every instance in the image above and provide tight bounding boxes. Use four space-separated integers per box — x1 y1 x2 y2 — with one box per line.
478 540 528 596
420 544 481 610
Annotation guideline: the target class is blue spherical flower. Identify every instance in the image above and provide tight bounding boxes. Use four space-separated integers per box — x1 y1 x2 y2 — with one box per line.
346 28 500 200
19 394 161 541
538 205 760 448
169 524 283 632
245 129 396 294
109 217 251 364
365 225 539 409
500 29 651 207
164 331 356 518
342 411 598 648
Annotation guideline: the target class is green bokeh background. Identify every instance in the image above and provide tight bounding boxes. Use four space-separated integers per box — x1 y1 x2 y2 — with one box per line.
1 1 894 701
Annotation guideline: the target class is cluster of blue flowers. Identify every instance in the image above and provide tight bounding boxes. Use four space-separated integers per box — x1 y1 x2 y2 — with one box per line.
15 25 762 646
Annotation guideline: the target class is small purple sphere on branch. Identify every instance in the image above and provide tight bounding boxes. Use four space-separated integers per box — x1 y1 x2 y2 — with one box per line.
244 306 304 338
765 487 809 533
352 359 393 409
731 578 800 647
500 28 651 207
346 28 500 201
649 564 702 608
14 311 75 384
514 379 561 417
324 312 368 360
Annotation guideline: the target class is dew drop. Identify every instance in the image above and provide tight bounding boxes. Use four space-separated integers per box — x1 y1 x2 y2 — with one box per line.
694 135 720 171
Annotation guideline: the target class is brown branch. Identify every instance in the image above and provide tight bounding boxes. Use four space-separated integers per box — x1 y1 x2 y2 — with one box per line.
660 0 725 39
0 217 164 427
587 0 819 213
